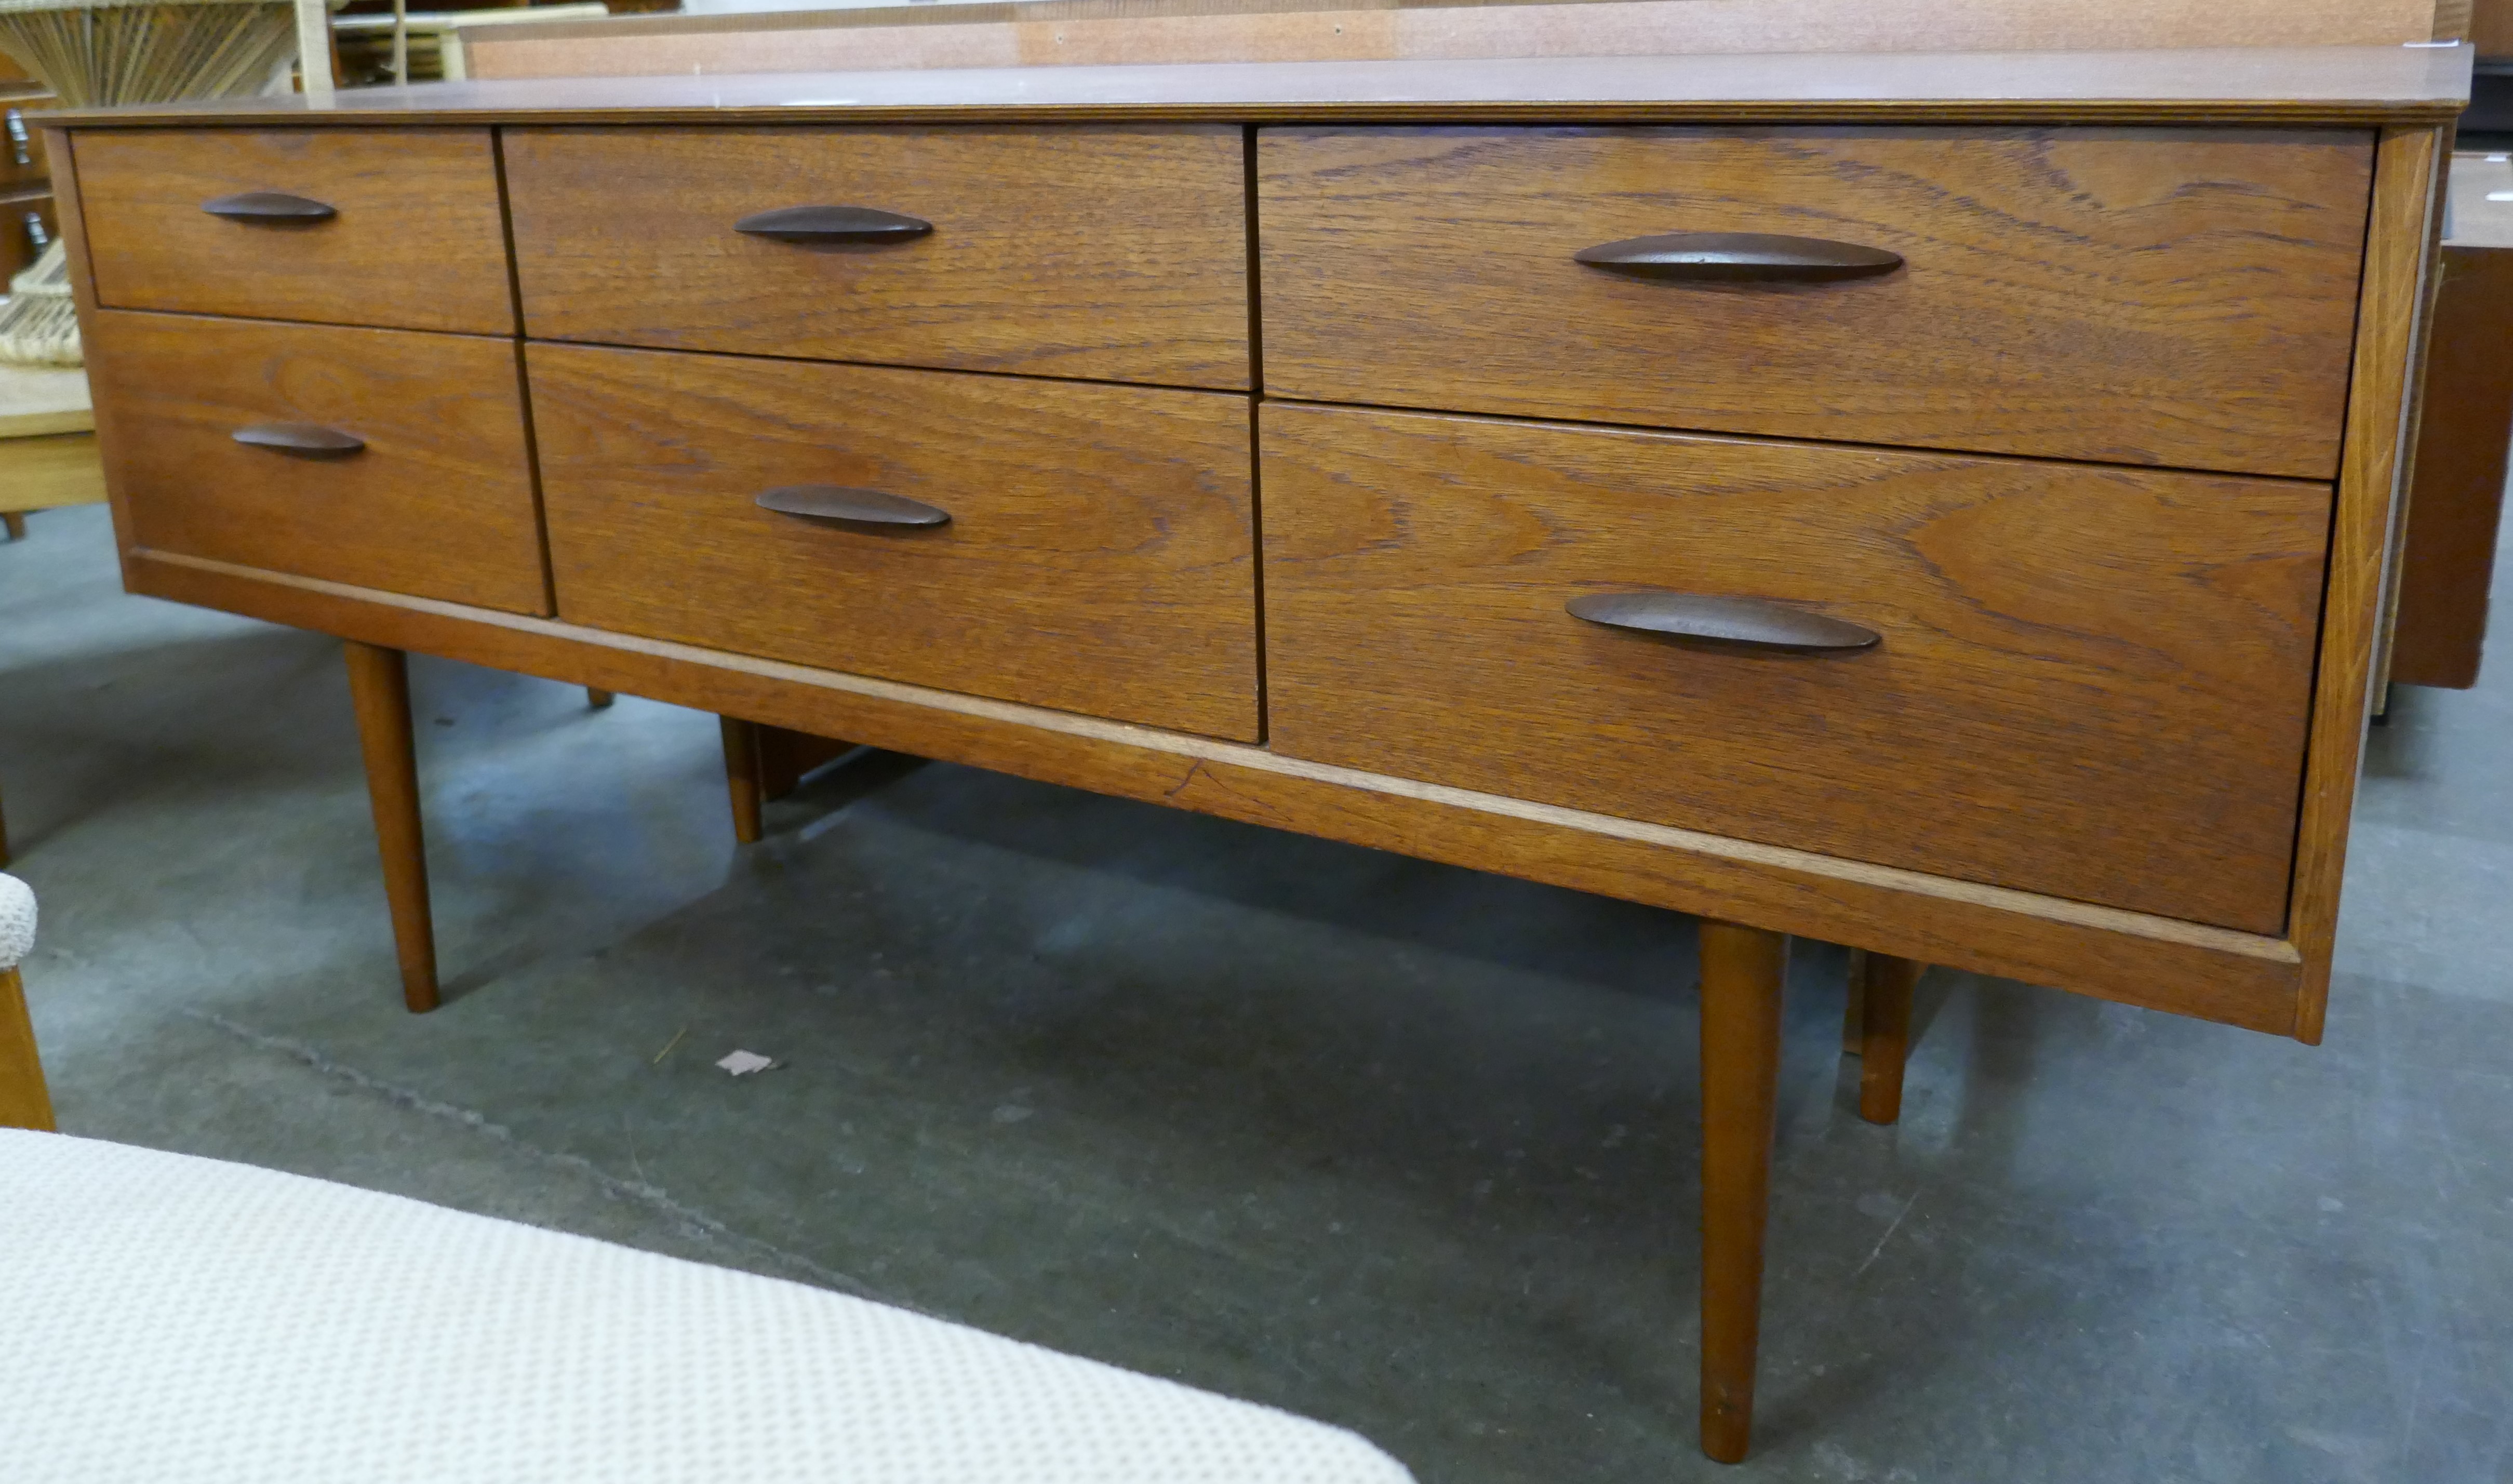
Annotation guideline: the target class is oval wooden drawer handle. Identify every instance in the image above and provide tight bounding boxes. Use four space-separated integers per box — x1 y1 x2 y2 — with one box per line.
200 191 338 223
757 485 951 528
1573 232 1902 283
231 422 366 457
733 205 933 243
1567 592 1878 651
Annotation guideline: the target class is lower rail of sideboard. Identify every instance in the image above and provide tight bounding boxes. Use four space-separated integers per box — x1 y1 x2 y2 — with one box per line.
126 547 2308 1038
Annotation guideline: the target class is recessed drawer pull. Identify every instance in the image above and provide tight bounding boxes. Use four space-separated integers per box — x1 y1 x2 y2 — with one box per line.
1567 592 1878 651
231 422 366 457
733 205 933 244
1572 232 1902 283
757 484 951 528
200 191 338 223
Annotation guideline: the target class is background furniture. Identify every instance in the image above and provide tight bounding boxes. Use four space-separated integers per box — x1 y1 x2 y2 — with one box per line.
0 872 45 1130
0 50 56 285
0 360 102 540
2389 150 2513 690
0 878 1413 1483
44 44 2465 1461
451 0 2487 84
0 1130 1415 1483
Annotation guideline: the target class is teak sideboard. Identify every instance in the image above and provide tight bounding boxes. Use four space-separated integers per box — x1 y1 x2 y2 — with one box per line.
42 45 2470 1463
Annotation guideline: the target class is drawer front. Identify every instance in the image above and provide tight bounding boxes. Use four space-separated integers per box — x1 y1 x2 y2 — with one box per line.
1259 127 2371 479
89 311 546 613
506 127 1250 389
528 343 1259 740
75 129 513 335
1261 403 2329 933
3 101 52 190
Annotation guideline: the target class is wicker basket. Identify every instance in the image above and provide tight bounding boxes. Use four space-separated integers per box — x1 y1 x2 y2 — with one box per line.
0 0 297 109
0 0 300 365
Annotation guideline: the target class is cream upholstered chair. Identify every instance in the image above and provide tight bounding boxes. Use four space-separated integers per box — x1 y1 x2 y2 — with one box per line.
0 871 45 1130
0 872 1414 1484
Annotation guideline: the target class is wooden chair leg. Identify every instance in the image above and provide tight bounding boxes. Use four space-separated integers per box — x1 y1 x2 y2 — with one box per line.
343 642 440 1013
2 511 25 541
0 966 55 1131
584 688 616 709
720 716 764 846
1855 954 1922 1126
1698 919 1786 1465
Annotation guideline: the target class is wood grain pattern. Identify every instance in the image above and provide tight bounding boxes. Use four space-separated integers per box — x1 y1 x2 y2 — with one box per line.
721 716 765 845
1696 918 1785 1463
455 0 2442 82
2470 0 2513 51
527 343 1260 740
1260 126 2372 477
43 47 2474 130
2289 125 2449 1044
505 126 1249 388
122 550 2309 1034
758 726 858 799
344 641 442 1014
86 311 546 614
2389 244 2513 688
1855 952 1920 1124
45 130 141 563
0 433 105 515
73 128 513 335
0 966 54 1132
1261 402 2329 933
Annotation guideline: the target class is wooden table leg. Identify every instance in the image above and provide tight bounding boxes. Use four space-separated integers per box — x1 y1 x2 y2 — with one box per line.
344 642 440 1013
0 966 55 1131
2 512 24 541
1699 919 1786 1464
720 716 764 846
584 688 616 709
1856 954 1922 1126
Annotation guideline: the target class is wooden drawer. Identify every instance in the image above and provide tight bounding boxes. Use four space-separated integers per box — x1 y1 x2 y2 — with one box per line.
506 127 1250 389
527 343 1259 740
74 129 513 334
1260 403 2331 933
88 311 546 613
1259 127 2372 479
2 100 51 191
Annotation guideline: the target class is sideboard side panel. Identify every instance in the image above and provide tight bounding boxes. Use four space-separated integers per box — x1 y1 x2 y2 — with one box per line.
41 129 131 560
2289 122 2449 1043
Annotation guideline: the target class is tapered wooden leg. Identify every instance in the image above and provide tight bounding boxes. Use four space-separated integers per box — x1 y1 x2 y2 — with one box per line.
1699 919 1786 1465
756 725 856 803
720 716 764 845
1856 954 1922 1125
2 512 24 541
585 688 616 710
1841 946 1867 1051
343 642 440 1013
0 966 54 1131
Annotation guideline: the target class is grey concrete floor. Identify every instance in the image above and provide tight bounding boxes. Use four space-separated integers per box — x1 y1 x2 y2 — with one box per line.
4 501 2509 1483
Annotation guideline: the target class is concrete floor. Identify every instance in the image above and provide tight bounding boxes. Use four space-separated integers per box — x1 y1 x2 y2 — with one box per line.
4 500 2510 1483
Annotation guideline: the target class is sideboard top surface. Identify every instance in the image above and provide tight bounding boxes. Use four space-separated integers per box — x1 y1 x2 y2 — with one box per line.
43 44 2473 128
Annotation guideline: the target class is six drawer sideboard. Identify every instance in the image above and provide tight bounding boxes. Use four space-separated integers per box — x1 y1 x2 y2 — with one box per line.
40 45 2468 1464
